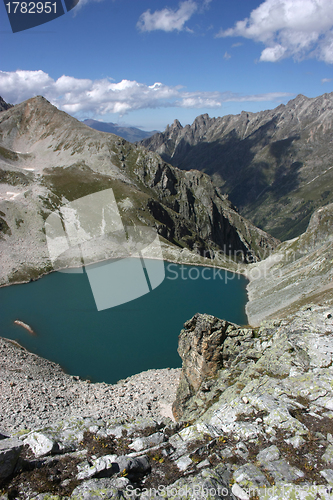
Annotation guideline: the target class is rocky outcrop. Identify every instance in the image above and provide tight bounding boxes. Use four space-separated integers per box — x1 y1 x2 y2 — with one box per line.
2 306 333 499
172 314 231 421
0 96 277 286
141 92 333 240
0 97 13 112
0 436 22 481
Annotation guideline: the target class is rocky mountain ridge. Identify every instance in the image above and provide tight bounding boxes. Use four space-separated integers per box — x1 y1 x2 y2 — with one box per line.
82 119 159 143
245 202 333 326
141 92 333 240
0 96 277 286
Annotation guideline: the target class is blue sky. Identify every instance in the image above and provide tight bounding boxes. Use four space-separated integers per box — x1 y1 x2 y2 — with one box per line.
1 0 333 130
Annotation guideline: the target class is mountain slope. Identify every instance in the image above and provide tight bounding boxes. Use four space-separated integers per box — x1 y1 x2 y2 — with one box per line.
141 92 333 240
0 97 277 285
246 202 333 325
82 119 159 143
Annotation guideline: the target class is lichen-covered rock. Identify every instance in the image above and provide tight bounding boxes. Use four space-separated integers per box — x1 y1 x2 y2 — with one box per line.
24 432 58 458
128 432 165 452
70 478 131 500
76 455 118 480
157 464 236 499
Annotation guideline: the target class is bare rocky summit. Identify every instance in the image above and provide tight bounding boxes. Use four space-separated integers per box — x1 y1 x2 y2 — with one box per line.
141 92 333 240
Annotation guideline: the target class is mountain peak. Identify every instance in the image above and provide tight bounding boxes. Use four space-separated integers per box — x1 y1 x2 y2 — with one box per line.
141 90 333 241
172 119 183 129
0 96 14 112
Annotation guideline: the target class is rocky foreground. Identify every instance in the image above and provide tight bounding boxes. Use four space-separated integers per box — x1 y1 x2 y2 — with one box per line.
1 304 333 499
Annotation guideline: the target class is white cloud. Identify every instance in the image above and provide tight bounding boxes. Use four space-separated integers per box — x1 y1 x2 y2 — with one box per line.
217 0 333 64
0 70 293 117
321 77 332 83
223 51 231 60
137 0 198 32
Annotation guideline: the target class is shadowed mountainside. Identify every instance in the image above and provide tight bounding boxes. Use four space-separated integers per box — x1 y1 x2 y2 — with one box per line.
141 92 333 240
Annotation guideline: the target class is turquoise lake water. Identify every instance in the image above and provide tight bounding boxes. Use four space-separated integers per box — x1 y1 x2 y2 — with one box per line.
0 260 248 384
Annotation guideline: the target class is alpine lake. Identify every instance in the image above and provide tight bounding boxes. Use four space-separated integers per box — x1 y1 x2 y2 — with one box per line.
0 260 248 384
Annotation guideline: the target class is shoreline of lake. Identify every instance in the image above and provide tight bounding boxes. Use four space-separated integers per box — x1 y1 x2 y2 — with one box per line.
1 245 246 289
0 259 249 384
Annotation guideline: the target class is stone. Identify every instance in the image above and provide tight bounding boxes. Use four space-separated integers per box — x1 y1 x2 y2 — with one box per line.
285 435 305 448
160 464 234 499
0 430 10 441
71 477 131 500
231 483 250 500
233 463 270 489
320 469 333 484
235 442 249 460
128 431 165 451
76 454 118 480
175 454 193 471
172 314 236 421
323 444 333 464
24 432 57 457
264 459 304 482
196 458 210 469
0 437 23 480
256 445 280 464
115 455 151 479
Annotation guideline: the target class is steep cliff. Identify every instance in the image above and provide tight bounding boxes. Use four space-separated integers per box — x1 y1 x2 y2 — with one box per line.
246 203 333 326
141 92 333 240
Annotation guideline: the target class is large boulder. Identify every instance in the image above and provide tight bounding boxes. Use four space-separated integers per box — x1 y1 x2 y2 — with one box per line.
172 314 238 421
0 437 23 481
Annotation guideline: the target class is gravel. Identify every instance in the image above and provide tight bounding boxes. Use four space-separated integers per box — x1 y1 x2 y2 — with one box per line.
0 337 180 434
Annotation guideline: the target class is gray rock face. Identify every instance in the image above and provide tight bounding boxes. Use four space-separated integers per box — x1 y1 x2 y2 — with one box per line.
172 314 235 420
0 97 13 112
0 436 22 480
2 306 333 499
246 202 333 325
141 92 333 240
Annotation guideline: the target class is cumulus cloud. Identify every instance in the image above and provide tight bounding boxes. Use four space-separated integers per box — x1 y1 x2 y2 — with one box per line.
0 70 293 116
321 77 332 83
217 0 333 63
137 0 198 32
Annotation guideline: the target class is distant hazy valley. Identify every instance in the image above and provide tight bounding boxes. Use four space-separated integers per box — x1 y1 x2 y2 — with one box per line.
82 118 159 143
